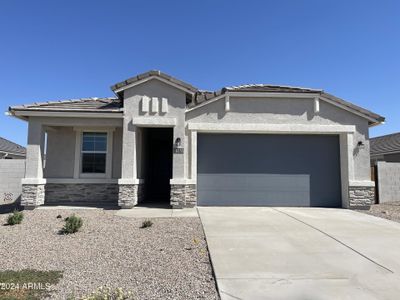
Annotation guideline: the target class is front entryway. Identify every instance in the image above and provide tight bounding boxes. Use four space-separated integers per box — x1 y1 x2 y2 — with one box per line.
140 128 173 205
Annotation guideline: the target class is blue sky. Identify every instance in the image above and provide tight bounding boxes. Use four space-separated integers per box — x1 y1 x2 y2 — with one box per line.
0 0 399 146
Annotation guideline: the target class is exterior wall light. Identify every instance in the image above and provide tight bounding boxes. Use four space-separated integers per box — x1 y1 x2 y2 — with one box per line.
174 138 181 147
357 141 365 149
173 138 184 154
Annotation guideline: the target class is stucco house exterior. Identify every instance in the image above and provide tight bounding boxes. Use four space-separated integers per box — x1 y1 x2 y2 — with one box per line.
8 70 384 209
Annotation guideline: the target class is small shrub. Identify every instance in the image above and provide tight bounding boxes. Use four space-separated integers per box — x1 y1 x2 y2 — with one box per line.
62 214 83 234
140 219 153 228
56 214 62 219
6 210 23 225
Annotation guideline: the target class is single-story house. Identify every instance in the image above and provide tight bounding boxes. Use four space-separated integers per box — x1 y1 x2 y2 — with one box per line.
8 70 384 209
370 133 400 164
0 137 26 159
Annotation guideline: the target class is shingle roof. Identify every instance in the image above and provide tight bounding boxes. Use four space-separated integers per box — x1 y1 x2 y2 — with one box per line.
111 70 198 93
370 133 400 156
10 97 122 112
0 137 26 156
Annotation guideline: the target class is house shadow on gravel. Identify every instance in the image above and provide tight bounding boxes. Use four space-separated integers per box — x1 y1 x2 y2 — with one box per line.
0 202 21 215
42 201 120 210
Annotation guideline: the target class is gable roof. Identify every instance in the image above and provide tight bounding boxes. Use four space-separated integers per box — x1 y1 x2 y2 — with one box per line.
192 85 384 125
0 137 26 156
111 70 198 94
370 133 400 156
8 70 384 125
10 97 122 113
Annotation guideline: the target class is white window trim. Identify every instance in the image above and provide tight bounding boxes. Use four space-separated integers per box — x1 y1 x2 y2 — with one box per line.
73 128 114 179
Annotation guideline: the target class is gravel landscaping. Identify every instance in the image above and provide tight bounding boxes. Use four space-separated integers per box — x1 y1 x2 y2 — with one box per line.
357 201 400 223
0 208 219 299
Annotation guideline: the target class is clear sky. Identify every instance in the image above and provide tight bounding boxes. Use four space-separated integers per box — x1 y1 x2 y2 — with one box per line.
0 0 399 146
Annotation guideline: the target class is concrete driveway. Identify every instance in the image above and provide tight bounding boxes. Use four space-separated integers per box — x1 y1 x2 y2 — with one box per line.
198 207 400 300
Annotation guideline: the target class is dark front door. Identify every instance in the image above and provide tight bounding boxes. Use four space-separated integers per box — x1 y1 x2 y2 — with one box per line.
144 128 173 204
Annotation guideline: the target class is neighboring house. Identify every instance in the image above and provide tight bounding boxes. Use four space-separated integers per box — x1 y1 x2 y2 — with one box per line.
370 133 400 163
8 70 384 209
0 137 26 159
0 137 26 204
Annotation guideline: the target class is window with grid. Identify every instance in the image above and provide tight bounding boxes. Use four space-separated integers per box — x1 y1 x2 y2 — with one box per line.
81 132 107 173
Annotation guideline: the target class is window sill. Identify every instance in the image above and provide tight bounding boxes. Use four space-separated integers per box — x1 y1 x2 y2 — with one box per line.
79 173 108 179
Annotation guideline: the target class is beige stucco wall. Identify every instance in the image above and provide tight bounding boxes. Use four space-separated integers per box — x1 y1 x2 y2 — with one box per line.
186 97 371 181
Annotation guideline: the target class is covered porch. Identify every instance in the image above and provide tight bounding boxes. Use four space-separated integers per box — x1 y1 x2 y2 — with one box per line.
20 113 123 208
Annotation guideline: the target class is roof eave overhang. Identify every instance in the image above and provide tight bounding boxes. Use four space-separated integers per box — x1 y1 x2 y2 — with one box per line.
0 150 26 157
319 93 385 127
371 150 400 157
8 109 123 119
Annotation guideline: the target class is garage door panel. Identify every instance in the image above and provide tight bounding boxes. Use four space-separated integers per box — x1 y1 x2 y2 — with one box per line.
197 134 341 207
198 174 310 206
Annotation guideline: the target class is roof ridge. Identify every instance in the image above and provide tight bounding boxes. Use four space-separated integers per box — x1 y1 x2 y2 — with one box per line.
111 70 198 93
224 83 322 91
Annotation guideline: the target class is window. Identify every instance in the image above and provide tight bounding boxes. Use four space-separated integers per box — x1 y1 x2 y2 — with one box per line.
81 132 107 173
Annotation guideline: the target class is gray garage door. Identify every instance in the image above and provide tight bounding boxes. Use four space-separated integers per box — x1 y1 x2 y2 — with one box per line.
197 134 341 207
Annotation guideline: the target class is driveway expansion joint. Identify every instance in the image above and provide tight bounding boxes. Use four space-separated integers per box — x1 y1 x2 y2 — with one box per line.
272 208 394 274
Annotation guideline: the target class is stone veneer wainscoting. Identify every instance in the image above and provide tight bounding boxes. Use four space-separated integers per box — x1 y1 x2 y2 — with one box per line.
46 184 118 204
118 184 144 208
170 184 197 208
21 184 45 208
349 186 375 209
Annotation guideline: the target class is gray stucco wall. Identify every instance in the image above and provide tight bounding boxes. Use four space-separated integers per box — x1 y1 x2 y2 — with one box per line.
377 161 400 203
186 97 371 181
0 159 25 204
136 127 148 179
112 127 123 179
44 126 75 178
39 118 123 179
123 79 188 179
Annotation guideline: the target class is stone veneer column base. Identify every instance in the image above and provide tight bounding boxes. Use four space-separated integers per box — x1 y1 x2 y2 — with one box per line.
118 184 143 208
170 184 197 208
21 184 45 209
348 186 375 209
